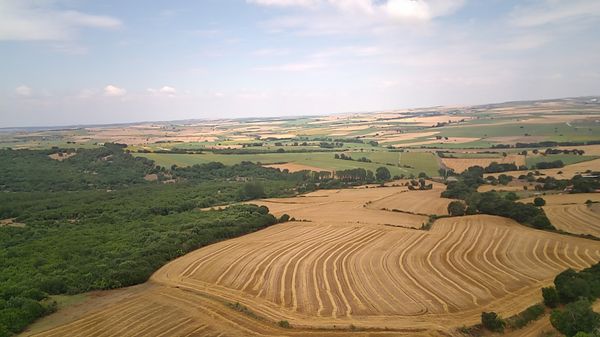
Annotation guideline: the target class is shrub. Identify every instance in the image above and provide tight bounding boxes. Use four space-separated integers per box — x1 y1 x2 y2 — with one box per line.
447 201 466 216
550 299 600 337
239 181 266 200
534 197 546 207
278 320 291 328
506 304 545 329
481 311 505 332
279 214 290 223
375 167 391 181
542 286 559 308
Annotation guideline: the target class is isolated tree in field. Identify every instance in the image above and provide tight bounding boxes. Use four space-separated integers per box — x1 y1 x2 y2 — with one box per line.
534 197 546 207
375 167 391 181
447 201 466 216
550 299 600 337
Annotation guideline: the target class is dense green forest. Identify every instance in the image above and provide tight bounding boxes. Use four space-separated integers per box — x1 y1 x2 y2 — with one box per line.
0 145 318 336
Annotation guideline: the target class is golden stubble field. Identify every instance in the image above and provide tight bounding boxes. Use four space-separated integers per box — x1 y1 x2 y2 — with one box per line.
32 185 600 337
521 193 600 237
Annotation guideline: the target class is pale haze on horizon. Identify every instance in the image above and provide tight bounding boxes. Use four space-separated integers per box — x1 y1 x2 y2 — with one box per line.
1 0 599 127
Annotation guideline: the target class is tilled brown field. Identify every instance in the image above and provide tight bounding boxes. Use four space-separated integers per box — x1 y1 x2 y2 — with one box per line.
33 187 600 337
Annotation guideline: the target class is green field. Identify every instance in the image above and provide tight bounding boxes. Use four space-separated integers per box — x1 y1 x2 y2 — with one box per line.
137 150 440 177
525 154 599 167
437 123 600 142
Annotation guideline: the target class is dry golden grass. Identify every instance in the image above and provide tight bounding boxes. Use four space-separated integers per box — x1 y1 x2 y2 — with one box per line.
399 115 473 126
519 193 600 237
378 132 440 143
263 163 331 173
394 137 480 148
521 193 600 205
0 218 25 228
34 186 600 336
488 159 600 179
477 181 539 193
544 204 600 237
48 152 76 161
365 182 454 215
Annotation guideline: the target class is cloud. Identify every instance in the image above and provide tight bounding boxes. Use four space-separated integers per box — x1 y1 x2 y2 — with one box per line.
248 0 465 22
510 0 600 27
103 85 127 97
0 0 122 41
147 86 177 96
77 89 96 99
498 34 550 51
247 0 320 7
383 0 464 21
15 85 32 97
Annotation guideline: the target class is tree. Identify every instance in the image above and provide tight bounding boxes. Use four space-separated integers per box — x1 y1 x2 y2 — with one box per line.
481 312 505 332
573 332 592 337
542 286 559 308
550 299 600 337
554 269 592 303
239 181 266 200
534 197 546 207
375 167 391 181
447 201 466 216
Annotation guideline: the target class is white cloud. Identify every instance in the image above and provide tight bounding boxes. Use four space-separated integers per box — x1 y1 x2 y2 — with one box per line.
381 0 463 21
159 86 176 95
103 85 127 97
77 89 96 99
147 86 177 97
247 0 320 7
248 0 465 22
0 0 122 41
15 85 32 97
511 0 600 27
498 34 550 51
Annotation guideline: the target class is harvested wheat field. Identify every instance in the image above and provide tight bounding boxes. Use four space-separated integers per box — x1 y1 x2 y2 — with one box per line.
252 186 429 228
477 181 539 193
34 185 600 337
521 193 600 205
489 158 600 179
263 163 331 173
544 204 600 237
441 155 525 173
365 182 455 215
520 193 600 237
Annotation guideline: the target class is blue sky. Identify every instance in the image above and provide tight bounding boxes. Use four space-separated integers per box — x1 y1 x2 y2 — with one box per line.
1 0 599 127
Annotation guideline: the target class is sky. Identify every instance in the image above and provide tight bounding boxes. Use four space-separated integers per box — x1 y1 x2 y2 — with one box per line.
1 0 600 127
